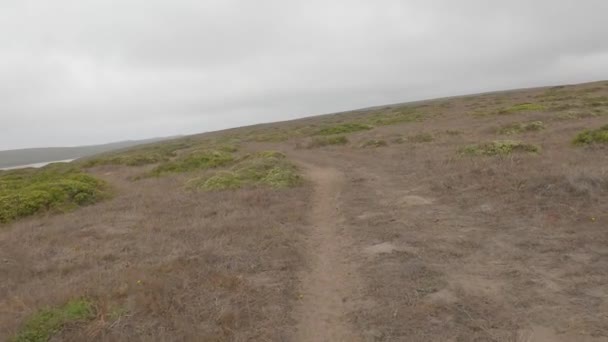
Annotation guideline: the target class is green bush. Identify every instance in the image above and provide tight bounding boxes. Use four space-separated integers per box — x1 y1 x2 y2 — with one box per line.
314 123 372 136
573 125 608 145
0 166 108 224
149 150 234 176
82 140 196 168
263 166 301 188
460 140 540 156
307 135 349 148
11 299 95 342
367 109 423 126
498 121 545 135
200 171 243 190
189 151 301 191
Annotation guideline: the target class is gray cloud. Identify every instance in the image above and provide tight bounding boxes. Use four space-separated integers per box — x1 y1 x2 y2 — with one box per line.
1 0 608 149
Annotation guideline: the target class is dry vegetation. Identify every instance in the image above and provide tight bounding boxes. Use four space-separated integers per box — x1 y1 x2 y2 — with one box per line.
1 80 608 341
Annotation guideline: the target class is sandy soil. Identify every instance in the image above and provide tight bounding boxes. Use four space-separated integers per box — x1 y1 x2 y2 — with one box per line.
294 163 361 342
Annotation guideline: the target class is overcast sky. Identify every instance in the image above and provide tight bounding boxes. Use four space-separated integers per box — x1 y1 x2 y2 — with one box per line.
1 1 608 150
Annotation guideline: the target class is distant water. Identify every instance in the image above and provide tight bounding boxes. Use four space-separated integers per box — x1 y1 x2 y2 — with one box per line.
0 159 75 171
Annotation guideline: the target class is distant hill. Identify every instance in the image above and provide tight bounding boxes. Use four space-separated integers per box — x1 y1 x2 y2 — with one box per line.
0 137 178 168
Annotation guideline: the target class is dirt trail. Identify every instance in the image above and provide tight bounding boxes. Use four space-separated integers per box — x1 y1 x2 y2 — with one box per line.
294 163 362 342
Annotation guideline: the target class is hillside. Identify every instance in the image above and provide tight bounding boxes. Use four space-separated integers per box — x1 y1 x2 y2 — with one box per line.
1 80 607 341
0 137 178 169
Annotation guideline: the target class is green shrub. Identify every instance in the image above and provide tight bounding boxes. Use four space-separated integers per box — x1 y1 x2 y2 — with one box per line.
498 121 545 135
498 103 545 114
307 135 349 148
367 109 423 126
82 140 196 168
200 171 243 190
11 299 95 342
314 123 372 136
189 151 301 191
263 166 301 188
360 139 388 148
251 151 286 159
460 140 540 156
82 154 167 168
0 166 108 224
573 125 608 145
149 150 234 176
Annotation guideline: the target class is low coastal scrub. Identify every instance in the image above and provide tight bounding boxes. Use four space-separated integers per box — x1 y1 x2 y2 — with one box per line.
498 121 545 135
82 141 195 167
573 125 608 145
367 109 424 126
0 165 108 224
188 151 302 191
11 299 95 342
314 123 372 136
148 150 235 176
460 140 540 156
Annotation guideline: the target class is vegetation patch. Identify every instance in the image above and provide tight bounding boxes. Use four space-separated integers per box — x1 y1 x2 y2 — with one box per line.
82 140 196 168
498 121 545 135
307 135 349 148
366 109 424 126
189 151 302 191
548 102 578 111
0 165 108 224
460 140 540 156
360 139 388 148
582 96 608 108
82 153 167 167
245 130 291 142
554 110 604 120
148 150 234 176
573 125 608 145
314 123 372 136
11 299 95 342
198 171 243 191
498 103 545 114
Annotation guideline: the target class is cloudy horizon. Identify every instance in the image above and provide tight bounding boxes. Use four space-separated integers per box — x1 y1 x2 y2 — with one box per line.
2 0 608 150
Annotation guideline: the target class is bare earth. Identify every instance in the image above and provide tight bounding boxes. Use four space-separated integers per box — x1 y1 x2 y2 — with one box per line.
294 163 361 342
1 81 608 341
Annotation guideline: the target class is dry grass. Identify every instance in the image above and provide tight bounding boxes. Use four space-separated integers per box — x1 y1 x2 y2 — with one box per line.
359 139 388 148
1 167 311 341
2 80 608 341
497 120 545 135
306 135 349 148
336 130 607 340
